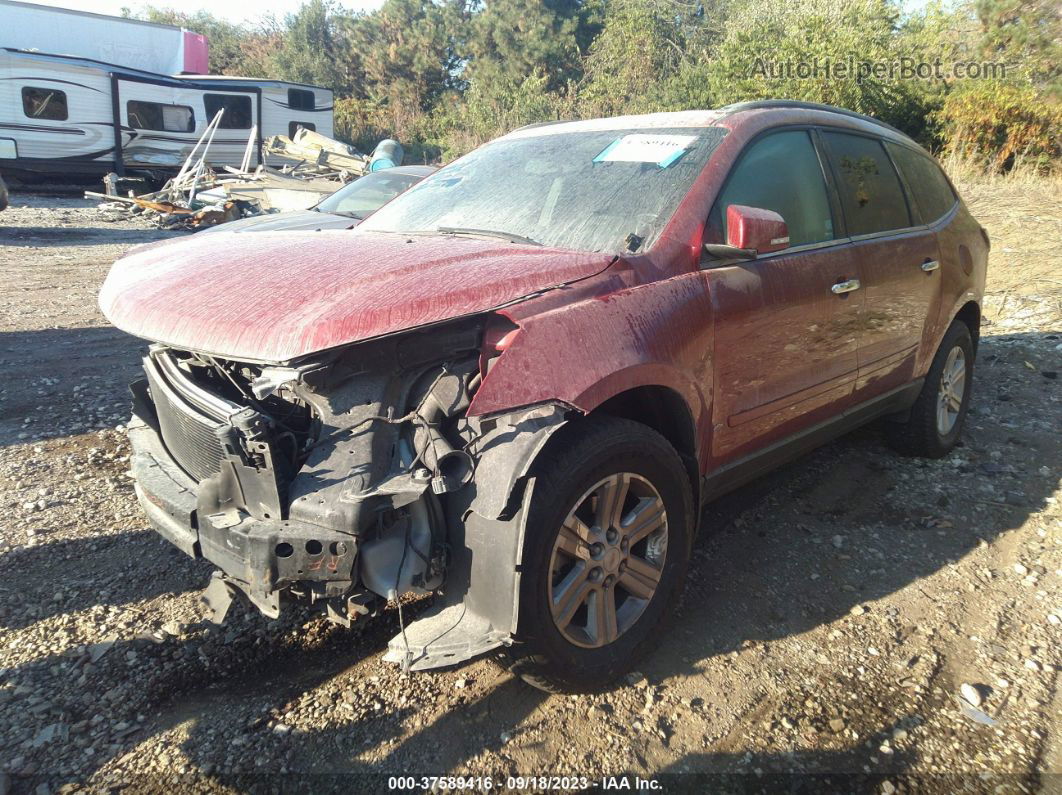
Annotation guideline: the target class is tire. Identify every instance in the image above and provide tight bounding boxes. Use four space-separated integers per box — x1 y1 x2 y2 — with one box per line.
0 176 8 212
505 416 694 693
886 320 975 458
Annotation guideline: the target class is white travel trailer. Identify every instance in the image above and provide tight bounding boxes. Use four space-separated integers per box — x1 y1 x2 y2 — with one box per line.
0 48 334 181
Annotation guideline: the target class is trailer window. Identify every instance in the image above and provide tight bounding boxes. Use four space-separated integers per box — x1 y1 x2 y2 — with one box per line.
289 121 316 137
204 94 253 129
288 89 315 110
127 100 195 133
22 87 68 121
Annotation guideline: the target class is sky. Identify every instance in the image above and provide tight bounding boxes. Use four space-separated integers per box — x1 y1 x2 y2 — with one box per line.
20 0 385 26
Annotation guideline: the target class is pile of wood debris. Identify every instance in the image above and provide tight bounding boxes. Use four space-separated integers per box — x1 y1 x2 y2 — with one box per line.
89 111 389 231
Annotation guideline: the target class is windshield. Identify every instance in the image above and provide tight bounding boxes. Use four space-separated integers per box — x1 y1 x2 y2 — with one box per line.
316 171 426 218
357 127 727 253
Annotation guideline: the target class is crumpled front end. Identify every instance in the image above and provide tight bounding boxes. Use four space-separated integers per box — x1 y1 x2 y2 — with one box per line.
127 317 570 669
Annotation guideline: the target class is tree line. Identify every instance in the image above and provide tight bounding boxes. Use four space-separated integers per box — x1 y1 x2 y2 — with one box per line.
137 0 1060 171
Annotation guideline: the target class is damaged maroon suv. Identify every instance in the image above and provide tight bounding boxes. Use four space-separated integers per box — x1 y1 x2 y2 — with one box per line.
100 101 987 691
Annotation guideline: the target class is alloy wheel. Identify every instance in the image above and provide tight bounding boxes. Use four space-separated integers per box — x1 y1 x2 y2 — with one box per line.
547 473 668 649
936 345 967 435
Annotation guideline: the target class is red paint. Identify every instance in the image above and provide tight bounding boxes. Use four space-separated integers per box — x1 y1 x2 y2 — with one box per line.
101 105 987 480
725 205 789 252
100 231 613 363
182 30 209 75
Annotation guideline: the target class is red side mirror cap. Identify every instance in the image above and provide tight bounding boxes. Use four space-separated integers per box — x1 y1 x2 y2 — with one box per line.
726 205 790 254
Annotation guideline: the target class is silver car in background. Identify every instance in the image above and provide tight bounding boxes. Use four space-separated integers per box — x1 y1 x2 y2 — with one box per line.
205 164 437 233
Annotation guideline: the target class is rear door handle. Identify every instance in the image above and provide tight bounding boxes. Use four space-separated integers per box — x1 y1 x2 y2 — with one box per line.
831 279 861 295
921 259 940 272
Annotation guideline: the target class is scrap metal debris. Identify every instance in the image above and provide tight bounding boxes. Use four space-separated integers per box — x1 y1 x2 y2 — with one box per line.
263 127 374 180
88 115 396 230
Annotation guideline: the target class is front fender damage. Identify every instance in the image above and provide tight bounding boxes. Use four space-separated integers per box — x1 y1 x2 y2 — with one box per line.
125 311 575 673
383 402 569 670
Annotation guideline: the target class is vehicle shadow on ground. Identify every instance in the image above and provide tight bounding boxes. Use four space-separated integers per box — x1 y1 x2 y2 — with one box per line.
0 226 174 247
0 326 146 447
643 329 1060 685
0 531 207 630
2 189 103 207
4 331 1058 785
4 589 550 787
652 735 1026 793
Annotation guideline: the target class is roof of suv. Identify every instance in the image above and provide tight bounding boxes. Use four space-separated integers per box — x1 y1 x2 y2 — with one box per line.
505 101 911 144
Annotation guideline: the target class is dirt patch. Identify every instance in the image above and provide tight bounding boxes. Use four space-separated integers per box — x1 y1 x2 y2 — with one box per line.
0 183 1058 791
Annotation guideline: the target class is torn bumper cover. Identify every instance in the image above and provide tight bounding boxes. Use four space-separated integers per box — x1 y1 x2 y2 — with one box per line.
126 336 570 670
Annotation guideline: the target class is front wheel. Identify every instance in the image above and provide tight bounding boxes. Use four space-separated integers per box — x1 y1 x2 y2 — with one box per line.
506 416 694 692
887 320 975 458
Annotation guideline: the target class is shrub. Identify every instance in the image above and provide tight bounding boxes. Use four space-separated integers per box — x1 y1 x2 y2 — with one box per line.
705 0 935 135
938 81 1062 172
434 73 570 160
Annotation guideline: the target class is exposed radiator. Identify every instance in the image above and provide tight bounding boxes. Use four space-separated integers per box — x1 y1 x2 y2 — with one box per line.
143 352 235 482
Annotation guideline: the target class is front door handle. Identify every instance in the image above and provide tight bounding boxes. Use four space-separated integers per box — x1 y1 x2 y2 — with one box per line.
831 279 861 295
921 259 940 272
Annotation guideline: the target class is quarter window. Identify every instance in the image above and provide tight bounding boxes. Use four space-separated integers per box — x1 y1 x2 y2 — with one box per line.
884 142 957 224
822 131 911 236
288 89 315 110
204 94 253 129
22 87 68 121
710 130 834 247
127 100 195 132
289 121 316 137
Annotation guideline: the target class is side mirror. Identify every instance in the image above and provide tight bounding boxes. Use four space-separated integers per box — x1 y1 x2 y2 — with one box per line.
726 205 790 254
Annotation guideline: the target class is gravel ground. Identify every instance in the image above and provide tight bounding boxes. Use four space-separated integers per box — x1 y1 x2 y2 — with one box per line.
0 186 1059 793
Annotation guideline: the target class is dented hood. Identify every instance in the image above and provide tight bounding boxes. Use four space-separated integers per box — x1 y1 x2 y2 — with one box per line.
100 230 613 363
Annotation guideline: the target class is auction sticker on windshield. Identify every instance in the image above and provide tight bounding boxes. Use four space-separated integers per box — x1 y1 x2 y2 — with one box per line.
593 134 699 167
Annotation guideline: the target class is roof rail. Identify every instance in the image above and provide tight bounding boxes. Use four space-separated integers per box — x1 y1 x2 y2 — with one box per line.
719 100 907 137
511 119 568 133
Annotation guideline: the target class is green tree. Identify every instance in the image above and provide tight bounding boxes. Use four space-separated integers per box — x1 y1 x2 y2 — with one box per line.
137 7 269 76
577 0 688 117
465 0 602 90
435 72 569 157
340 0 465 135
973 0 1061 90
271 0 345 92
705 0 932 133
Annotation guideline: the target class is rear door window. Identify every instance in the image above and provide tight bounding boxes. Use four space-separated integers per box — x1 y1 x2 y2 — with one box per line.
822 131 911 236
710 130 835 247
884 142 957 224
127 100 195 132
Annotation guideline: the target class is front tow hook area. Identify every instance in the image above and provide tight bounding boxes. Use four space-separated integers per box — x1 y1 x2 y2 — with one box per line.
200 570 282 622
201 572 236 624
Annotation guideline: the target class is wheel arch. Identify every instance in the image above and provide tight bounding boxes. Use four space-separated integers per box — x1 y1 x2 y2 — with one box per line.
590 384 701 511
953 299 981 351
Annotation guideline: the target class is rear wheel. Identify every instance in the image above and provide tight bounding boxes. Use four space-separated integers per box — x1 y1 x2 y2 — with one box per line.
506 416 693 692
887 320 975 457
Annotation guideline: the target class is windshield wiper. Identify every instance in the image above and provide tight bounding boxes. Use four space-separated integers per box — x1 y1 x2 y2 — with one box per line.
436 226 542 246
332 211 365 219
